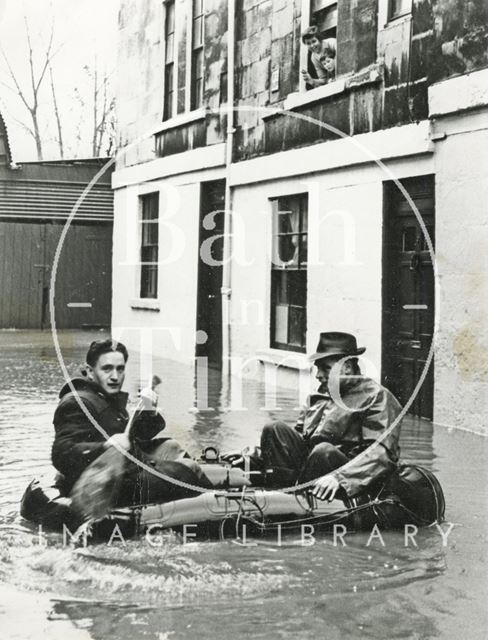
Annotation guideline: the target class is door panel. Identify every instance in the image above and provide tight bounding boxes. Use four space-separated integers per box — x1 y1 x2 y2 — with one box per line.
53 223 113 329
382 176 435 420
0 221 43 328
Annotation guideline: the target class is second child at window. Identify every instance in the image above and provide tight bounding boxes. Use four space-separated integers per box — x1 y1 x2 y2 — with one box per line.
301 26 336 89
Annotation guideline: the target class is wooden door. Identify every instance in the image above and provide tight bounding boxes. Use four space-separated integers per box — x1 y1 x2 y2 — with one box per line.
382 176 435 419
0 220 44 328
52 222 113 329
196 180 225 367
0 219 112 329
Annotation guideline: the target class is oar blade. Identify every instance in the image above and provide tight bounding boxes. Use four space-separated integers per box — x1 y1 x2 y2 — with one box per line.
70 448 127 520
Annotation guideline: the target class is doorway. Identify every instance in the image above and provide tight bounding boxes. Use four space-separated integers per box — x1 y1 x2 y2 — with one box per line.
382 175 435 419
196 180 225 367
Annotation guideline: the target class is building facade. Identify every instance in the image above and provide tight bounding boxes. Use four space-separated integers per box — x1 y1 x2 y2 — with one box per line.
0 116 114 329
112 0 488 432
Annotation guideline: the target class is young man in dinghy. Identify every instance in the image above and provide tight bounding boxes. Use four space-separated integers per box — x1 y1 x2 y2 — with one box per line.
51 339 210 503
259 332 403 501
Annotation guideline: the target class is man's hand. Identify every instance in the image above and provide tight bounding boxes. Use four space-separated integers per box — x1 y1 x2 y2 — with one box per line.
301 69 313 84
311 474 340 501
221 452 245 468
104 433 131 451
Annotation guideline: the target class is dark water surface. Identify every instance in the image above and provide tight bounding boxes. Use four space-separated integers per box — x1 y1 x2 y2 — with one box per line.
0 330 486 640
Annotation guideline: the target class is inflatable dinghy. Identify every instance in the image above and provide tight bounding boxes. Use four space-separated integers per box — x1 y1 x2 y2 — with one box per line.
20 452 445 541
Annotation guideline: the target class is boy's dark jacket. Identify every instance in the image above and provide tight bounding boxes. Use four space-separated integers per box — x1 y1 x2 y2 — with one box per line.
51 369 165 494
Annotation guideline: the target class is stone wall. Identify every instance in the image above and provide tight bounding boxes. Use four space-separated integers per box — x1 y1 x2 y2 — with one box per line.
116 0 488 166
116 0 228 168
116 0 164 168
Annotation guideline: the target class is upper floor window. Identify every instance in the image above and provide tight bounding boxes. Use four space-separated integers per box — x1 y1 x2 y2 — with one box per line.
301 1 337 90
312 0 337 40
270 194 308 353
388 0 412 21
140 193 159 299
163 0 176 121
191 0 205 110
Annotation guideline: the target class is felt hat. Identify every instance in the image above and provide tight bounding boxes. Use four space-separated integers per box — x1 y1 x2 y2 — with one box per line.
308 331 366 363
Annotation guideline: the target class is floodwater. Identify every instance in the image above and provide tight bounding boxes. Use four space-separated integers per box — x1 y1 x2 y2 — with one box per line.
0 330 486 640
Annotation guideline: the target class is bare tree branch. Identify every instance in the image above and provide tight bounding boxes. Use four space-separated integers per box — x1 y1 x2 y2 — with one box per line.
0 44 32 113
48 61 63 158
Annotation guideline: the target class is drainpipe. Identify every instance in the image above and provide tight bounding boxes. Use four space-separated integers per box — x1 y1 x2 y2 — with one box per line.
221 0 235 376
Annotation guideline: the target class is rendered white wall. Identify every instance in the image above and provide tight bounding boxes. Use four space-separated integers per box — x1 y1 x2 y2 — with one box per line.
433 112 488 433
229 171 384 386
112 179 201 370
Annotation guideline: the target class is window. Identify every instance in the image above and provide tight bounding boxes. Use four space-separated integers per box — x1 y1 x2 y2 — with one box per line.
163 1 176 121
302 1 338 90
140 193 159 299
311 0 337 40
388 0 412 21
191 0 204 110
271 195 308 352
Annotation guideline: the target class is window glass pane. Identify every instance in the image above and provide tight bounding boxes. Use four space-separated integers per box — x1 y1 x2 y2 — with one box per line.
312 0 336 11
193 16 203 48
141 266 158 299
193 0 203 16
299 235 308 265
166 2 175 34
165 65 174 92
287 270 307 307
277 208 299 234
273 271 288 305
165 34 174 62
147 221 159 245
389 0 412 19
278 234 299 265
164 65 174 119
219 70 228 104
288 307 305 348
191 49 204 109
274 305 288 345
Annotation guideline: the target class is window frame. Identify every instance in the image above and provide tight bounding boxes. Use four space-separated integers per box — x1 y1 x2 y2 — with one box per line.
270 194 308 353
190 0 205 111
387 0 413 22
139 192 159 300
163 0 176 121
300 0 338 93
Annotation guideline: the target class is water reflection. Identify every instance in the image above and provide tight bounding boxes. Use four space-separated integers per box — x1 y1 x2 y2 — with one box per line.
0 330 486 640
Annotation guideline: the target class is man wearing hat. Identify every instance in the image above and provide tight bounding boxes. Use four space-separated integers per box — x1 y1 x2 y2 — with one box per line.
260 332 403 501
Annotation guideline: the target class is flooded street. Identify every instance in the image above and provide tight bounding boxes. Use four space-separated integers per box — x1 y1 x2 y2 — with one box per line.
0 330 487 639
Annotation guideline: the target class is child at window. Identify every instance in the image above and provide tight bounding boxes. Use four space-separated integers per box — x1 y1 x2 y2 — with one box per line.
301 26 337 88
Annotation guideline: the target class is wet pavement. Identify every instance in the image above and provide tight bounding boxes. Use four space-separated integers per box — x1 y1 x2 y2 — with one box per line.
0 330 487 639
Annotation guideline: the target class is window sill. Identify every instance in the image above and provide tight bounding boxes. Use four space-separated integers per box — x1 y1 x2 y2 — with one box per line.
256 348 312 371
157 107 207 133
282 79 346 112
262 65 383 119
130 299 160 311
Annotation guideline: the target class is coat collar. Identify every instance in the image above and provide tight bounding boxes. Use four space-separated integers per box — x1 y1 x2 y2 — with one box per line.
58 366 129 410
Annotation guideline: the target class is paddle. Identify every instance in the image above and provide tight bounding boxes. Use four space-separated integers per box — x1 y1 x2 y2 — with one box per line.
70 376 161 521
